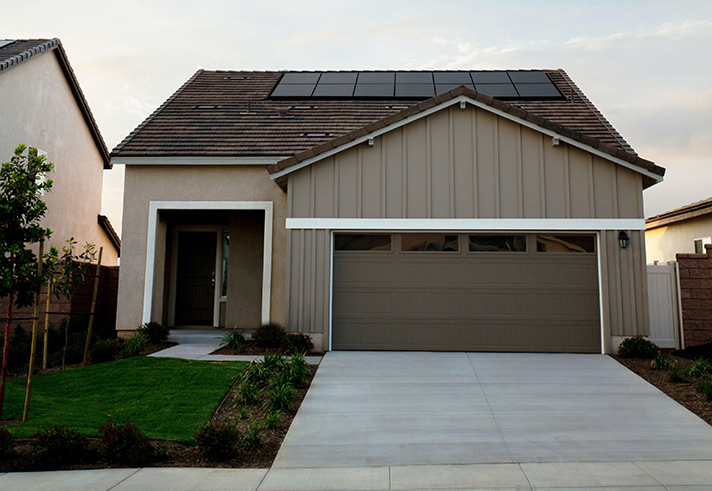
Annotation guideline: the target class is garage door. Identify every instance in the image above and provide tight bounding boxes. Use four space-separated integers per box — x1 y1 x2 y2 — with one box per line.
332 233 600 353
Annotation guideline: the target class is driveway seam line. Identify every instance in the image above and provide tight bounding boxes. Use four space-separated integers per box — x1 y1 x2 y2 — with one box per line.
255 467 271 491
105 468 143 491
466 352 515 463
517 462 535 491
630 460 671 491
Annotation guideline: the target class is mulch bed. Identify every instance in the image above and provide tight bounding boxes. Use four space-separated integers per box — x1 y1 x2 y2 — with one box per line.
0 362 317 471
212 343 324 357
613 343 712 427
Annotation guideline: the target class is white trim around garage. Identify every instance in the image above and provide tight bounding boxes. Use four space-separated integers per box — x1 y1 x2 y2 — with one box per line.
286 217 645 231
143 201 273 326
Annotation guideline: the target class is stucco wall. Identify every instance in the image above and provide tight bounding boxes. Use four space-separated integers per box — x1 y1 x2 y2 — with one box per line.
116 165 287 332
285 104 649 351
0 51 118 265
646 214 712 263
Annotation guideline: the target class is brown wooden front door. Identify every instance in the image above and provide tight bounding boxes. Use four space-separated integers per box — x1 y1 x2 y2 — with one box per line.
175 231 217 326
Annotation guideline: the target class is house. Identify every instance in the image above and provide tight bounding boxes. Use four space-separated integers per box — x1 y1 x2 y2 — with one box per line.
646 197 712 263
112 69 665 353
0 38 120 265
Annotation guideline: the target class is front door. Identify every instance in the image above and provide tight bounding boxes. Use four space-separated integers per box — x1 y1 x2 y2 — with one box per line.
175 231 217 326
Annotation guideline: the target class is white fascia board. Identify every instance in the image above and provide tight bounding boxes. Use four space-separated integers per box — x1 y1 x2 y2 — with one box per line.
270 95 663 184
286 218 645 231
113 156 288 165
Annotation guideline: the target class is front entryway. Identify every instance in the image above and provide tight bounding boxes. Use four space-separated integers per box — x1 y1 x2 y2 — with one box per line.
175 231 217 326
272 351 712 468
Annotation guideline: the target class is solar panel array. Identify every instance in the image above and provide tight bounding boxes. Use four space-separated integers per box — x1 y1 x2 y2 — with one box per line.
0 40 15 50
270 71 563 100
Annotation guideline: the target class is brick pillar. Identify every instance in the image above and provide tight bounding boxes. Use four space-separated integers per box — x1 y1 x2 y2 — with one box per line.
676 243 712 347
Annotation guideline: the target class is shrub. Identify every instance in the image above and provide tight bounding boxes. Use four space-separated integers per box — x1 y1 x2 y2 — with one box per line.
263 353 288 372
138 321 170 344
0 427 14 455
32 425 91 468
266 382 295 412
99 420 155 467
668 365 686 383
242 423 262 450
254 323 286 349
651 352 670 370
285 352 310 388
242 362 271 387
617 335 659 359
122 331 147 358
90 338 124 364
698 377 712 401
688 357 712 378
285 333 314 354
219 330 247 351
238 407 248 420
193 421 239 461
264 411 280 429
238 383 261 406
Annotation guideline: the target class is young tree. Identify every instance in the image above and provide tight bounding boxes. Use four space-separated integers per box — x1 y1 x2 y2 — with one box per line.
0 145 55 419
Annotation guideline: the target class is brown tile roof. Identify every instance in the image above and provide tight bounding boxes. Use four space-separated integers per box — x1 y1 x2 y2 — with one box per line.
646 196 712 230
0 39 110 169
111 69 662 183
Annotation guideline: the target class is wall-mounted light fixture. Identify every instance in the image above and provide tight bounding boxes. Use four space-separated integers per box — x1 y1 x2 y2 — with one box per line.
618 231 630 249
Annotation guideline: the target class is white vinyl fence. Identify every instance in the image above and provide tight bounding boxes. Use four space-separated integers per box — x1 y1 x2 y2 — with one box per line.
647 262 684 349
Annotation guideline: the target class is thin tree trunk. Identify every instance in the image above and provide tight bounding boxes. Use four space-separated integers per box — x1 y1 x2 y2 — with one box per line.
0 290 13 420
23 240 43 422
83 247 103 366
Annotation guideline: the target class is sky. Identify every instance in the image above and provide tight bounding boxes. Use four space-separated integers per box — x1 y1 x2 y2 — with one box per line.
2 0 711 234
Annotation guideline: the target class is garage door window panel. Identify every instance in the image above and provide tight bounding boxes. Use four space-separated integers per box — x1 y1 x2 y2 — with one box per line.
334 234 392 251
536 235 595 253
401 234 459 252
469 235 527 252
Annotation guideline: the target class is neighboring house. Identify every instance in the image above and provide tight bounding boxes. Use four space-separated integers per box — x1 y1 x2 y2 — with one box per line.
0 38 120 264
112 69 664 353
645 197 712 263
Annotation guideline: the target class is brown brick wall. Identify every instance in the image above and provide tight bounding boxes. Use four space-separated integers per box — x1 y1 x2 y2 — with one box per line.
677 243 712 347
0 263 119 335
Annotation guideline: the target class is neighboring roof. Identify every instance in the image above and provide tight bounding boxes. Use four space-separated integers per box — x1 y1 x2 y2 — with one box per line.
111 69 641 162
0 39 111 169
267 85 664 189
646 197 712 230
98 214 121 256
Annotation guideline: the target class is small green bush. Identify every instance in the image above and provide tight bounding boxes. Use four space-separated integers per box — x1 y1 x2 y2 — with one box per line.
651 352 670 370
285 333 314 354
0 427 14 455
99 421 156 467
264 411 280 430
32 425 92 468
617 335 660 359
254 323 287 349
242 423 262 450
668 365 686 383
90 338 124 364
242 362 271 387
285 352 310 388
122 331 147 358
263 353 288 372
698 377 712 401
238 407 248 420
219 330 247 351
238 383 261 406
193 421 239 461
688 357 712 378
138 321 170 344
266 382 295 412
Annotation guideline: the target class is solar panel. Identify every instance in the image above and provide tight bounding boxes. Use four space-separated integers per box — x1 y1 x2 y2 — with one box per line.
433 72 472 84
514 83 562 98
354 83 394 97
395 72 433 84
319 72 358 84
470 72 510 84
280 72 321 84
395 84 435 98
312 84 355 97
475 84 519 98
435 83 474 94
507 71 551 84
357 72 395 84
0 40 14 49
271 84 316 97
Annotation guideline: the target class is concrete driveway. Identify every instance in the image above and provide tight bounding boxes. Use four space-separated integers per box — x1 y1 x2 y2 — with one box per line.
273 351 712 468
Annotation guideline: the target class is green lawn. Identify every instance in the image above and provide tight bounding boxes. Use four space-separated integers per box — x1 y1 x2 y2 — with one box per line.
2 357 247 442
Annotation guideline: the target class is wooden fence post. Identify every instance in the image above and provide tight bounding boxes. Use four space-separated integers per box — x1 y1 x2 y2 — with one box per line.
82 247 103 366
42 277 52 370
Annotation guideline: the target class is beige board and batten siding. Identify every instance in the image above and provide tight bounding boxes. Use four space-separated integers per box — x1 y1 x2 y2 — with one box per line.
285 104 649 352
115 165 287 333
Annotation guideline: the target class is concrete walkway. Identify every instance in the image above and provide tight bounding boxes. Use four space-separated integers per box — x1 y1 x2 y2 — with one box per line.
3 347 712 490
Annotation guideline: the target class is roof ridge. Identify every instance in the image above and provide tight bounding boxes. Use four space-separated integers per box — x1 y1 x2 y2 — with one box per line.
267 85 664 182
555 69 636 155
646 196 712 223
111 69 205 155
